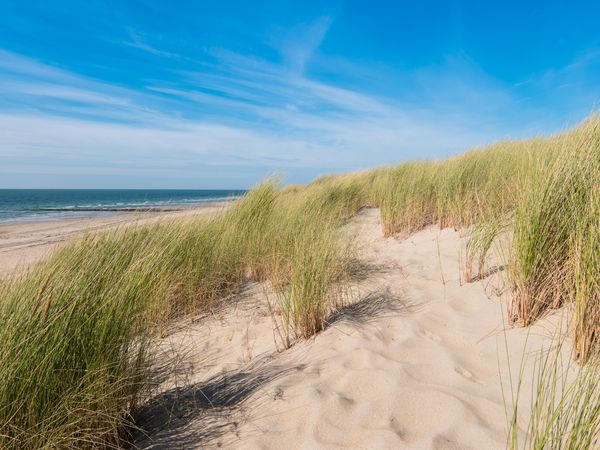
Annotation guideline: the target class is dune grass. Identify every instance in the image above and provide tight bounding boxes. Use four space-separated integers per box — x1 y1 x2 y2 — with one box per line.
1 113 599 447
329 116 600 364
0 231 157 448
506 334 600 450
370 138 539 237
0 181 362 449
264 179 363 347
509 118 600 362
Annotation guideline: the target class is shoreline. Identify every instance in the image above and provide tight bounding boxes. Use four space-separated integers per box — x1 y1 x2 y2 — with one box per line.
0 199 232 276
0 197 240 226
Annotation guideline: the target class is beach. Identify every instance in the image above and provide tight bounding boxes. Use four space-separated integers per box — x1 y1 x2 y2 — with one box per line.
133 208 573 449
0 194 580 449
0 201 230 276
2 118 599 449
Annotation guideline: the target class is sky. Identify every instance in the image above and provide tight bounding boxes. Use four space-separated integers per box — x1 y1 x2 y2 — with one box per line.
0 1 599 189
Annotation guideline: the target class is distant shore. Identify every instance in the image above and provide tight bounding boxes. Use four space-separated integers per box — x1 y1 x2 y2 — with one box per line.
0 199 232 276
0 189 245 225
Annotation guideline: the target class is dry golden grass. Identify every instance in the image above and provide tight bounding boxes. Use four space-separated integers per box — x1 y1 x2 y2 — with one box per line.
1 113 599 448
0 180 362 449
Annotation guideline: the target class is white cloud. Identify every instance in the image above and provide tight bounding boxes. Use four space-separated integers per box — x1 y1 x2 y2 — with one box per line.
271 15 333 72
123 29 182 59
0 39 597 188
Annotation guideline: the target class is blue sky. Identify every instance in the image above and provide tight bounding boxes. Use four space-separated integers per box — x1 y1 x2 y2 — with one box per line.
0 1 598 188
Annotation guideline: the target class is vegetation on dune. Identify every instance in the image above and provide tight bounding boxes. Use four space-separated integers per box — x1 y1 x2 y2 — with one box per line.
0 181 361 449
0 113 599 448
509 118 600 362
506 334 600 450
324 116 600 364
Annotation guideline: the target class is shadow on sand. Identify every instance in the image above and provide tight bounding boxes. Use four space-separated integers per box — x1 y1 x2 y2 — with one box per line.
327 289 419 327
131 288 416 448
467 264 506 283
130 357 304 448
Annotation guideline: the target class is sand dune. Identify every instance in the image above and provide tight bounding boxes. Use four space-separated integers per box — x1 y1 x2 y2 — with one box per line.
134 208 572 449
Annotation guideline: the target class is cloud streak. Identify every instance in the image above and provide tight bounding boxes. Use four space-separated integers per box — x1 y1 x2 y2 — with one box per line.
0 18 598 188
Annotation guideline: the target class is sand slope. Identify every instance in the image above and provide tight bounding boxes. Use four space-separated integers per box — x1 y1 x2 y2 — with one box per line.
135 208 571 449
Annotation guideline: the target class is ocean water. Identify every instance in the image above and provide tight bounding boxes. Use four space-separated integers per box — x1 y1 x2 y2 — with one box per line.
0 189 246 223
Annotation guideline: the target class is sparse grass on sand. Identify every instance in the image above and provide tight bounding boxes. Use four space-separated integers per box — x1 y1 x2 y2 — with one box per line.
0 181 361 449
349 115 600 365
505 331 600 450
0 114 599 448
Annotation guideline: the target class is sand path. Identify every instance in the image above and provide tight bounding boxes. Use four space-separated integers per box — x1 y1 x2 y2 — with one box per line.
135 208 570 449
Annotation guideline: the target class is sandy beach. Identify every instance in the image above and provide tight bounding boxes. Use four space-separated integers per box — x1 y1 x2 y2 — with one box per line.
130 208 572 449
0 202 230 276
3 3 599 448
0 204 577 449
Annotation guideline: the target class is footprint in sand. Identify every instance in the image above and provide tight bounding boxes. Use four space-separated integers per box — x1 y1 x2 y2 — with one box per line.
454 365 481 384
336 393 356 410
420 328 442 342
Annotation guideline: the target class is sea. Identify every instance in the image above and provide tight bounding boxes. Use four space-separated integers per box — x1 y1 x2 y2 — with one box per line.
0 189 246 224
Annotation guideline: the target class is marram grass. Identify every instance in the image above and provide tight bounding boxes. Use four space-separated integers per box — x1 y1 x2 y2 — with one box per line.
510 118 600 362
1 114 600 448
506 333 600 450
0 181 362 449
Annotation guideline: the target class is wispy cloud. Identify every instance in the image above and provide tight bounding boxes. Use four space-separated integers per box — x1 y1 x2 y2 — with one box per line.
270 15 333 72
0 49 169 124
0 21 597 188
123 29 182 59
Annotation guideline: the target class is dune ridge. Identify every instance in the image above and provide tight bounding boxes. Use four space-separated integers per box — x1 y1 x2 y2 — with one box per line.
134 208 572 449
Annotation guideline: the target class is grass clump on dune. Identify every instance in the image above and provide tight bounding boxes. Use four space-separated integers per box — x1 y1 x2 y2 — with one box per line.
377 162 439 235
263 179 363 347
0 218 231 448
0 232 156 448
370 139 539 237
506 335 600 450
269 204 354 347
0 180 360 449
510 118 600 362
